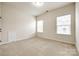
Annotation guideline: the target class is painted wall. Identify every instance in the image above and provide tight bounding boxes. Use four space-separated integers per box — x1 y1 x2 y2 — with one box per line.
1 3 36 42
0 3 1 41
37 3 75 44
0 3 1 16
76 3 79 52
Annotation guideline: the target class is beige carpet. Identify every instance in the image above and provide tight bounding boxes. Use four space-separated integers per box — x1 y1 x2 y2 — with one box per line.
0 37 77 56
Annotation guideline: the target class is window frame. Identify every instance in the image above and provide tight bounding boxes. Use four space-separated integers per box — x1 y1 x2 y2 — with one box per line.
37 20 43 33
56 14 71 35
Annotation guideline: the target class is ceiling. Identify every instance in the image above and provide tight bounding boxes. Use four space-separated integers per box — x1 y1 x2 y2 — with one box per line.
3 2 73 16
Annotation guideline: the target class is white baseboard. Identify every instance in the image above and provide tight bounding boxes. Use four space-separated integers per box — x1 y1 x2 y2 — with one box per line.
0 34 35 45
37 36 75 45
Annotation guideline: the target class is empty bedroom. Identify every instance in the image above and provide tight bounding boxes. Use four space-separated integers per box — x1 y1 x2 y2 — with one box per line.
0 2 79 56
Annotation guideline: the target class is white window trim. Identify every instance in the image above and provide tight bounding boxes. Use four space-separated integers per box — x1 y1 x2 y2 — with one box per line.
56 14 71 35
37 20 43 32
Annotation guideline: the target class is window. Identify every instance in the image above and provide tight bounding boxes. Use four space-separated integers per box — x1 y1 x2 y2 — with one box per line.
37 20 43 32
57 14 71 35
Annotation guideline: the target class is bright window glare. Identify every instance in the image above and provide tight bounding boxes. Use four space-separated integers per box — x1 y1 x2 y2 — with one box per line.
57 14 71 35
37 20 43 32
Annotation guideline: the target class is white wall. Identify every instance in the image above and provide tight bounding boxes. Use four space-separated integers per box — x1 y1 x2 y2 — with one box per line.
0 3 1 16
1 3 36 42
76 3 79 52
37 3 75 44
0 3 2 41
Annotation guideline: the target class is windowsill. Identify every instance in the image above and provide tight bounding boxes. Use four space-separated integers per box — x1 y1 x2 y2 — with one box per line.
56 33 71 36
37 32 43 33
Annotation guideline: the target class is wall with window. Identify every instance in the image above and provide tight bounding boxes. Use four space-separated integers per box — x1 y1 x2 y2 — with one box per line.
37 3 75 44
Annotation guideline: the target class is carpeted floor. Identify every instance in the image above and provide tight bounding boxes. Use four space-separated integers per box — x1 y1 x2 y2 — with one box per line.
0 37 77 56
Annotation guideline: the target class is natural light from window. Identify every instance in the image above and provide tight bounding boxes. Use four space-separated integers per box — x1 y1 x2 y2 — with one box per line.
57 14 71 35
37 20 43 32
